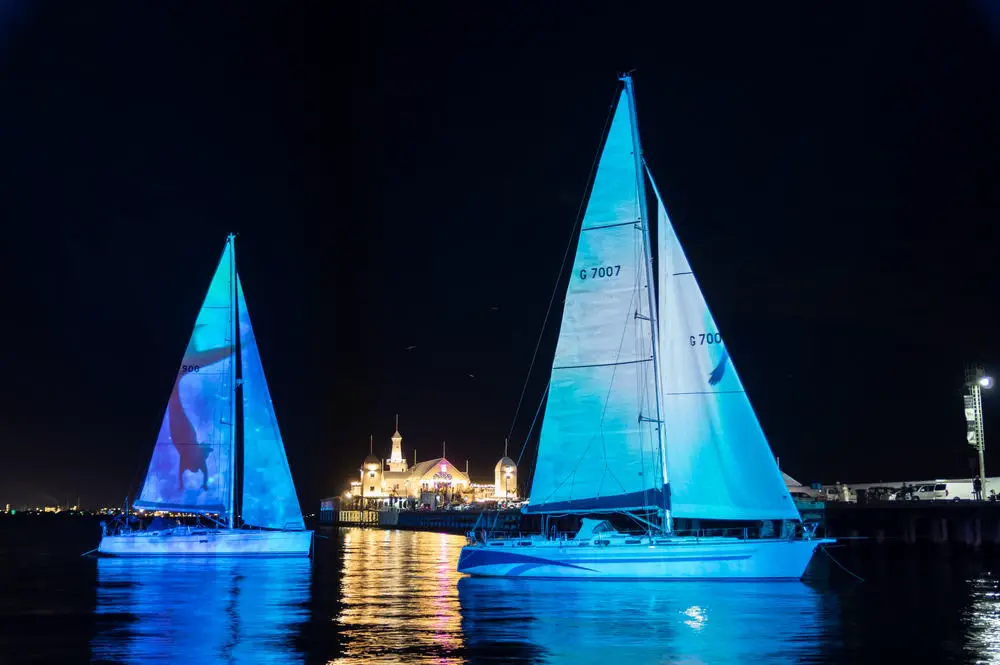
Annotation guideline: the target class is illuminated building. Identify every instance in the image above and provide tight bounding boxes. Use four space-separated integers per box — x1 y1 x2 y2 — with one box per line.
353 422 517 501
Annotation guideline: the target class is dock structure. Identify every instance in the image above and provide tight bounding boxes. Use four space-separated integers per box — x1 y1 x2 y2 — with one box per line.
826 501 1000 552
322 506 522 534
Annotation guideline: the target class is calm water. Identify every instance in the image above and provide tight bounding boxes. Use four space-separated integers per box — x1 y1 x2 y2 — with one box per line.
2 518 1000 664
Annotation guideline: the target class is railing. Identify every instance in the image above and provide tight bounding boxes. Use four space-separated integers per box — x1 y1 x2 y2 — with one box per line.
468 520 823 546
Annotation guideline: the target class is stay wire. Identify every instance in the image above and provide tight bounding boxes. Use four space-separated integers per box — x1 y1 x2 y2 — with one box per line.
505 85 624 451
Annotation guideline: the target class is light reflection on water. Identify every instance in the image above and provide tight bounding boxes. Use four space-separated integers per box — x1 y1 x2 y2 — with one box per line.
91 557 311 664
966 573 1000 664
333 529 837 664
71 527 1000 664
333 529 464 664
458 576 832 664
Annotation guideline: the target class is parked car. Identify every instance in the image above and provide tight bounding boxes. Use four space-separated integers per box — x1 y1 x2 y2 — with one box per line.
909 482 973 501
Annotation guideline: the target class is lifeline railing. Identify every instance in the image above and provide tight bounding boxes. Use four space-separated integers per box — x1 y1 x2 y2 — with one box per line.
468 521 822 545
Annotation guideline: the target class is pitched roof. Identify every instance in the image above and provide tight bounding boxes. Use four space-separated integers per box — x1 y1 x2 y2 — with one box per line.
409 457 470 482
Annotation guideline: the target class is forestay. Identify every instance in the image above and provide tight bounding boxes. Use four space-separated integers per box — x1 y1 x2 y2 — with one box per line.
525 90 664 514
135 244 236 513
653 182 798 521
237 278 306 530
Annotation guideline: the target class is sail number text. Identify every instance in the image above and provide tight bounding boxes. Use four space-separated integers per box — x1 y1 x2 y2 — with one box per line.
579 265 621 280
689 333 722 347
181 364 201 373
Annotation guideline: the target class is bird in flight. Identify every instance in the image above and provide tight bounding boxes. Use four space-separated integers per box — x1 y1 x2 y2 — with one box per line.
404 345 417 352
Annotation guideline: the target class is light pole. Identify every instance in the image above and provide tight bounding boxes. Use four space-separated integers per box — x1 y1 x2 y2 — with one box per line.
965 365 993 497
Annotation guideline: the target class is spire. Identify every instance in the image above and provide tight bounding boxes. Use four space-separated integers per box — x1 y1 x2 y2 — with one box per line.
442 440 446 459
388 415 406 470
369 434 373 455
504 438 508 457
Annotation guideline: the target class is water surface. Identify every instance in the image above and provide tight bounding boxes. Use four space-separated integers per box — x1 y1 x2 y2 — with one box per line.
1 517 999 663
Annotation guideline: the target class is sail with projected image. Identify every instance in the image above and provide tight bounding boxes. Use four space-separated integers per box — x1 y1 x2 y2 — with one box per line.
236 277 305 531
103 235 312 557
134 243 237 515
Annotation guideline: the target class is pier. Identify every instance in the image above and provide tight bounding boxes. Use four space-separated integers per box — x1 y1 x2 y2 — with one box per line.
321 498 1000 557
322 508 523 534
825 501 1000 553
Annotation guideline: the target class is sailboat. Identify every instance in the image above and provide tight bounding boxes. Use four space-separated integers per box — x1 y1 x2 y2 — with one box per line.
98 235 313 557
457 75 833 579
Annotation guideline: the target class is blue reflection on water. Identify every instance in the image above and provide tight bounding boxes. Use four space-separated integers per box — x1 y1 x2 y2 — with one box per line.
458 576 838 664
91 557 311 665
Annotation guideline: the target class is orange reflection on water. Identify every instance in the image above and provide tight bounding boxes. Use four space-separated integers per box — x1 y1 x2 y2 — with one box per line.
330 528 465 665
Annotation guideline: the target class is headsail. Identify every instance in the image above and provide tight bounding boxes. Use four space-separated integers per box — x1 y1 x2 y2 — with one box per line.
237 278 306 530
653 180 798 521
525 89 664 514
135 242 236 513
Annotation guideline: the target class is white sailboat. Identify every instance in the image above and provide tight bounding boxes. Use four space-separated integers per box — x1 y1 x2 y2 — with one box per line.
98 234 313 557
457 75 832 579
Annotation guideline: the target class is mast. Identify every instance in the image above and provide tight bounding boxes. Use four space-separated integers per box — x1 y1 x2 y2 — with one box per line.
620 73 671 533
227 232 239 529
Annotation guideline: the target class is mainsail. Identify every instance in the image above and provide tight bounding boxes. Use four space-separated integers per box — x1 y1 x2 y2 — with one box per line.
237 278 306 530
525 89 664 514
653 182 798 521
135 243 236 513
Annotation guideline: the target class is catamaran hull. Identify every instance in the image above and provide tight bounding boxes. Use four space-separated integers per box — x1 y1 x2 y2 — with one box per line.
457 538 833 580
98 529 313 557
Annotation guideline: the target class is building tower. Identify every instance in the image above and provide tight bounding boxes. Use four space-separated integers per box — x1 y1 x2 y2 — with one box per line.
494 439 518 499
361 434 383 499
388 414 408 473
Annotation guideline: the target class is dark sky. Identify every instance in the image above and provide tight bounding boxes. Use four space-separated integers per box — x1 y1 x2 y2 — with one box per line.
0 2 997 509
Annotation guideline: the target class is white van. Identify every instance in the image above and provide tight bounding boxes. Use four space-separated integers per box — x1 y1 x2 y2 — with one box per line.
910 481 974 501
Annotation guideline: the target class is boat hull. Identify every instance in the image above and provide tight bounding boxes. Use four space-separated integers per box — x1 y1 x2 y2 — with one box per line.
98 528 313 557
457 537 833 580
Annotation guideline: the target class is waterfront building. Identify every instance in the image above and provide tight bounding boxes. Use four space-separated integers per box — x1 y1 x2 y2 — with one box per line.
353 421 518 502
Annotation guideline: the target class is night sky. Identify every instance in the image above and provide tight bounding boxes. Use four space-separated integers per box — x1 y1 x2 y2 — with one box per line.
0 3 997 509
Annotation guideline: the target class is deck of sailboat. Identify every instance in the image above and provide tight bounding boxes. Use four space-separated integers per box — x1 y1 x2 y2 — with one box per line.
98 526 313 557
458 533 834 580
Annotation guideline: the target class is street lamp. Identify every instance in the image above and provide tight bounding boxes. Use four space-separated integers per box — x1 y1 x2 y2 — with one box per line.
966 366 992 498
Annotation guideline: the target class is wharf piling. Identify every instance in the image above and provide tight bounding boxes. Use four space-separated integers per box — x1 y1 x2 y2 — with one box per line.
825 501 1000 553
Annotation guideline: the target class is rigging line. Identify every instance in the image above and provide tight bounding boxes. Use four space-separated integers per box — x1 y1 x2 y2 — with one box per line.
820 544 865 582
632 232 652 516
504 85 623 446
512 380 549 516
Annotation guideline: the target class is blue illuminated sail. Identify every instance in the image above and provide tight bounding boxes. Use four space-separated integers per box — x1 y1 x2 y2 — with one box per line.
653 183 798 521
237 278 306 530
525 90 664 514
135 242 236 513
